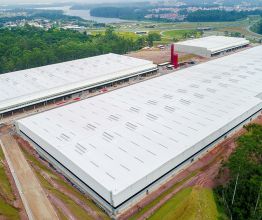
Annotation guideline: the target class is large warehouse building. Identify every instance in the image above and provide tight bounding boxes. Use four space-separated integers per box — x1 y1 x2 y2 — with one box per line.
0 53 157 117
16 46 262 215
174 36 250 57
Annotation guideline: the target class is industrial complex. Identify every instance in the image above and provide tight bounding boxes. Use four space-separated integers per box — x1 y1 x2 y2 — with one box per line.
174 36 250 57
0 53 157 117
15 45 262 215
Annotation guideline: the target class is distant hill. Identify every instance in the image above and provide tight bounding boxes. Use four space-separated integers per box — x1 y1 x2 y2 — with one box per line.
183 0 262 6
251 19 262 34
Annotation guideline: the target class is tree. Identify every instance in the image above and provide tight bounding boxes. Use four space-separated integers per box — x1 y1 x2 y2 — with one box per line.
147 32 161 47
215 124 262 220
0 26 146 74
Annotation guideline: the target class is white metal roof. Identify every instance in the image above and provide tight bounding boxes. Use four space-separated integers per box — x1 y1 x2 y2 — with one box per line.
0 53 157 114
174 36 249 53
17 46 262 206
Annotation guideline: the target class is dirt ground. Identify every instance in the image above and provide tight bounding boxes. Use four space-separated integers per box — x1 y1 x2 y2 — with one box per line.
119 115 262 220
127 48 197 64
0 133 59 220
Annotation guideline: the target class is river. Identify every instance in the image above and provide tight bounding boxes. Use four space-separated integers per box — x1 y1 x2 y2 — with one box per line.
38 6 129 24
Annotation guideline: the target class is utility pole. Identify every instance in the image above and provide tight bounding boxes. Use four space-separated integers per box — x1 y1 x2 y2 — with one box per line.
232 166 240 205
223 189 232 220
253 182 262 218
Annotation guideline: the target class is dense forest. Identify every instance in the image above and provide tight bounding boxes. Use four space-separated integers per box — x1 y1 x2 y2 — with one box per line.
215 124 262 220
90 7 148 20
251 19 262 34
90 7 176 22
90 7 262 22
0 26 151 74
187 10 262 22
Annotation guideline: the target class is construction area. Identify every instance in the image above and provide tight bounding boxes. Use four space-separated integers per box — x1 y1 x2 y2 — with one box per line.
0 36 261 220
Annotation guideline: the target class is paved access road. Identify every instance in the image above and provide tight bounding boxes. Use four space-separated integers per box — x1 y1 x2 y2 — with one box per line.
0 134 58 220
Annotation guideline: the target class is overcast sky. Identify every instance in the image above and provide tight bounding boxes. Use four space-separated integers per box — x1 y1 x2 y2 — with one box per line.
0 0 147 4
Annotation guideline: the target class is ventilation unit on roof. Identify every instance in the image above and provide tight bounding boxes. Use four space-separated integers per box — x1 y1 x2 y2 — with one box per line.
125 122 137 131
147 100 158 105
146 113 158 121
129 107 140 113
103 132 114 142
108 115 119 121
164 106 175 113
180 99 191 105
163 94 173 99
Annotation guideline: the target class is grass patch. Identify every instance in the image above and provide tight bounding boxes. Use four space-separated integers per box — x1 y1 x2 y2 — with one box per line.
0 146 4 160
55 207 68 220
149 187 218 220
162 29 201 40
129 171 197 220
213 192 229 220
54 178 110 220
117 31 139 40
52 190 94 220
0 147 15 202
34 168 94 220
20 147 54 176
0 198 20 220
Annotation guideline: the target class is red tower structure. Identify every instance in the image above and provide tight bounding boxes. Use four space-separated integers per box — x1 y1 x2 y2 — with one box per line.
171 44 179 68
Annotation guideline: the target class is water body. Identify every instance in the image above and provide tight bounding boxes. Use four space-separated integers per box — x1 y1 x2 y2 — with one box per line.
38 6 129 24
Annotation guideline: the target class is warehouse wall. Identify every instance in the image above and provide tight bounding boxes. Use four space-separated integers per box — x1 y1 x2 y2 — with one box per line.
174 44 211 57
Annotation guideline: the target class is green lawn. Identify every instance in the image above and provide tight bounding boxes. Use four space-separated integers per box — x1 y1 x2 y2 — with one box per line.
0 147 20 219
91 31 139 40
117 31 140 40
129 172 197 220
0 199 20 220
162 29 201 40
0 147 15 202
149 187 219 220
